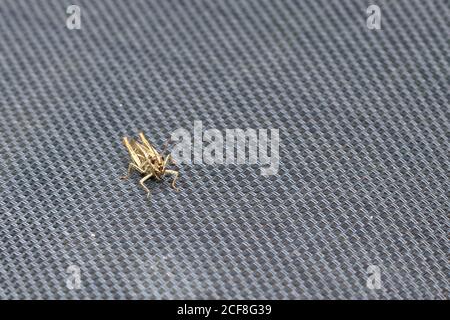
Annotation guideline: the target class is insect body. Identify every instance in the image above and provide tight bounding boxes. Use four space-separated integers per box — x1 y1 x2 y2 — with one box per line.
121 132 179 198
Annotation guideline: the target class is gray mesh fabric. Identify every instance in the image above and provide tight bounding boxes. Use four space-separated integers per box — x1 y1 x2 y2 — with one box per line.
0 0 448 299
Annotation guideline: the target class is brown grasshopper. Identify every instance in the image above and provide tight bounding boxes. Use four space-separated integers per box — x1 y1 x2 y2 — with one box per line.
121 132 179 198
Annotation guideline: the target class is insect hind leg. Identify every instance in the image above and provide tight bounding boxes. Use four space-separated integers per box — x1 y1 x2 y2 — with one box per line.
139 174 153 198
165 170 179 192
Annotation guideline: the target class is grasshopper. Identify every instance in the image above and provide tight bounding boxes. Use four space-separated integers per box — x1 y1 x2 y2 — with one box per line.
121 132 179 198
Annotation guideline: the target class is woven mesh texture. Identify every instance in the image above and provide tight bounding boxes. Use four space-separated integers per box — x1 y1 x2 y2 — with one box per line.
0 0 448 299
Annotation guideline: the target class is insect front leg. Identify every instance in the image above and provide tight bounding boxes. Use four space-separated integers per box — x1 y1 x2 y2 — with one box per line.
120 163 142 180
139 173 153 198
164 170 179 192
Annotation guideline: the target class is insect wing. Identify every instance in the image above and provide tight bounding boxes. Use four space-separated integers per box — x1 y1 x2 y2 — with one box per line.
123 137 143 167
139 132 163 162
133 140 155 162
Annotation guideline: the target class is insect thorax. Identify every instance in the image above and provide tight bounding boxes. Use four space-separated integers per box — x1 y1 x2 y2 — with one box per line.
142 160 164 177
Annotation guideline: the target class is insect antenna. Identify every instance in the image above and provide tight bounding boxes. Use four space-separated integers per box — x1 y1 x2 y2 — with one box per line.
161 137 174 156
